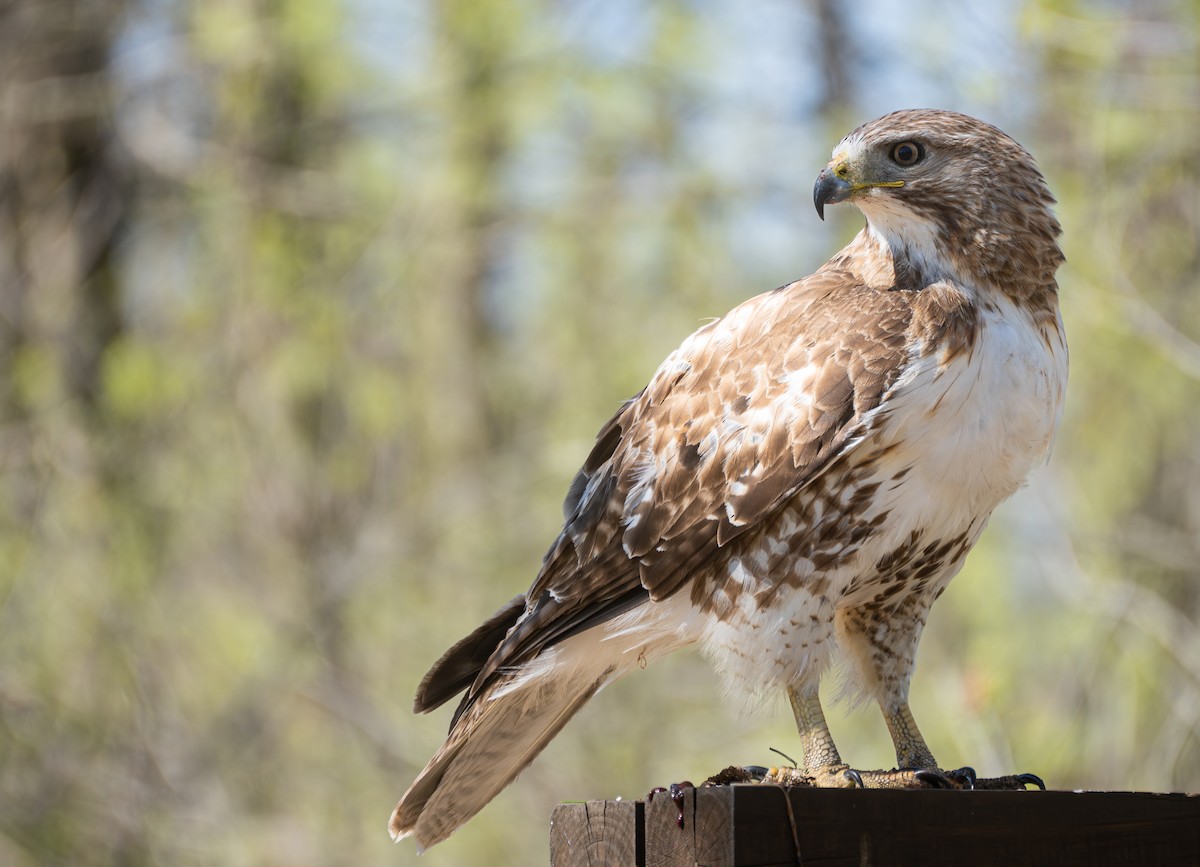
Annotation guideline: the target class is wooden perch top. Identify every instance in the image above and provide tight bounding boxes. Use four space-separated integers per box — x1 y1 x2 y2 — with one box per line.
550 785 1200 867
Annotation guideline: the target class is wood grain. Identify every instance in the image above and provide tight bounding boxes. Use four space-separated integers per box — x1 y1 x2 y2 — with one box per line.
550 799 641 867
550 787 1200 867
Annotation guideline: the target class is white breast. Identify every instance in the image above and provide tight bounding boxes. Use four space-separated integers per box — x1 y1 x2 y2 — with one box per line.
694 292 1067 702
865 293 1067 539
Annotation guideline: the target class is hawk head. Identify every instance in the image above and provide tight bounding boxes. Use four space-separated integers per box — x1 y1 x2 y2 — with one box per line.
813 109 1063 295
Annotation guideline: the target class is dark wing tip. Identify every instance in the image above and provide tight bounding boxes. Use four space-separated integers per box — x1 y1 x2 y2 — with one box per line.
413 594 527 714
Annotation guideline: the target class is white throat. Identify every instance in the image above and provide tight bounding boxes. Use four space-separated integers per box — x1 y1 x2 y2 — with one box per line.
861 200 955 287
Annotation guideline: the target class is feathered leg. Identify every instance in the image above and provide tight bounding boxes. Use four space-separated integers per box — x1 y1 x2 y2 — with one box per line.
823 598 1043 791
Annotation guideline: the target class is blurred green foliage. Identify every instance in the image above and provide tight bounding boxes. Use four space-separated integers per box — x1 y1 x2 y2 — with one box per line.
1 0 1198 864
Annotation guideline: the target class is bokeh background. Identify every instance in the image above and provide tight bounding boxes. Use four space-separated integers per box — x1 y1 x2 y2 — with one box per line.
2 0 1199 864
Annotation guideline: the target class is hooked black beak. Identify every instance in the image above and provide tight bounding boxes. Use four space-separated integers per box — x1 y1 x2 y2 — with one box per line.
813 167 853 221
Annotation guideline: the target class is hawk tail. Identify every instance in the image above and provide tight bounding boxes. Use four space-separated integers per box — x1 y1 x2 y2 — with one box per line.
389 637 618 850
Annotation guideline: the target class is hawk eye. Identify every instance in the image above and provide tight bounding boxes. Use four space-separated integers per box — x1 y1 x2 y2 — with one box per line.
890 141 924 166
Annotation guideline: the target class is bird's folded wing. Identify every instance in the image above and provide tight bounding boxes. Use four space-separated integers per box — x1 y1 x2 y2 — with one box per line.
621 279 914 596
460 269 916 706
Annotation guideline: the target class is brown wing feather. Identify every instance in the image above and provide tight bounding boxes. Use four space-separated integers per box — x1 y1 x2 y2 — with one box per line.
624 272 913 598
413 595 526 715
427 267 917 718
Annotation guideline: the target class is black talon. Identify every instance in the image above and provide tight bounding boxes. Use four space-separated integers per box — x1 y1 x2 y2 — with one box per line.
946 766 977 790
844 769 865 788
914 769 954 789
647 786 667 801
742 765 770 781
1016 773 1046 791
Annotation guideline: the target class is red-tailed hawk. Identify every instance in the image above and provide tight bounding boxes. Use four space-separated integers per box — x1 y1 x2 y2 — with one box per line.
390 109 1066 849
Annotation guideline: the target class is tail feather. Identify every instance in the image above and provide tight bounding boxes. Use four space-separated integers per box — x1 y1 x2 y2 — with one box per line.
390 644 615 849
391 593 698 849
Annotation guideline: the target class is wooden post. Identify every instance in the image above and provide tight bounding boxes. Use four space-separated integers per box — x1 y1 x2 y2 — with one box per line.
549 799 643 867
549 786 1200 866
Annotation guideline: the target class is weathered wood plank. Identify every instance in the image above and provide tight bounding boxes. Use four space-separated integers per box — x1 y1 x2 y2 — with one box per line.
551 787 1200 867
550 799 641 867
643 787 699 867
776 788 1200 866
693 783 735 866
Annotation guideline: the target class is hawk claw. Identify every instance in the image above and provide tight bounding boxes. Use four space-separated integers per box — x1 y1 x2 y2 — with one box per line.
972 771 1045 791
758 763 860 788
778 765 1040 791
886 766 1042 791
913 768 956 789
1018 773 1046 791
945 766 977 790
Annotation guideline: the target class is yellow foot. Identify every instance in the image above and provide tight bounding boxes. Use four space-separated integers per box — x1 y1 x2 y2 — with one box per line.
708 763 862 788
710 765 1045 791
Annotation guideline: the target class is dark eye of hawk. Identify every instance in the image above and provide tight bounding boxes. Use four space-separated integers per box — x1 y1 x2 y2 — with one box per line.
890 141 924 166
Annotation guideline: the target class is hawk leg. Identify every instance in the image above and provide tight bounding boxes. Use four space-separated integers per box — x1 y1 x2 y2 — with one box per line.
834 597 1045 792
782 684 861 788
775 686 1044 791
669 688 1039 815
